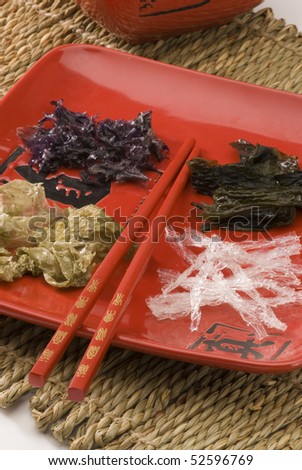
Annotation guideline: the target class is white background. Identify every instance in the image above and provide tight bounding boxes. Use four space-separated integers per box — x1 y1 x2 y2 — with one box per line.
1 0 302 451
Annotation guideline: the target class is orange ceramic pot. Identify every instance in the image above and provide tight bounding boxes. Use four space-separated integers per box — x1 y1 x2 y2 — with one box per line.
75 0 262 43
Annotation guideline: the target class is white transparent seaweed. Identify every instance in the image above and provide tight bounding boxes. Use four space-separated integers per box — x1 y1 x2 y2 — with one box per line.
146 230 302 338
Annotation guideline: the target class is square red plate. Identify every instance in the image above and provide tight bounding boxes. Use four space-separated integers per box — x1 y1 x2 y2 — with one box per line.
1 44 302 374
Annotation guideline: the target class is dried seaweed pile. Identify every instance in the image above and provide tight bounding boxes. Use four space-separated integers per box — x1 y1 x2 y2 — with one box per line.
0 181 121 287
189 140 302 231
17 101 168 185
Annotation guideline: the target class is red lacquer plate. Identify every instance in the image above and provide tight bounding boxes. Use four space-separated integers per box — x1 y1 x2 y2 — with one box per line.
1 44 302 374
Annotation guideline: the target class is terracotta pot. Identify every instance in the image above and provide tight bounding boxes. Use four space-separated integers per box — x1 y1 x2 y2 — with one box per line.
75 0 262 43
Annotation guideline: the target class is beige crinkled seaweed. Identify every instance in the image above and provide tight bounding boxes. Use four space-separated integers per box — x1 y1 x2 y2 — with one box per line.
1 0 302 450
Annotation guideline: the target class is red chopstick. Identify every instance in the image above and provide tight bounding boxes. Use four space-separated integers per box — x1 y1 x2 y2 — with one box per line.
68 146 200 401
28 138 195 387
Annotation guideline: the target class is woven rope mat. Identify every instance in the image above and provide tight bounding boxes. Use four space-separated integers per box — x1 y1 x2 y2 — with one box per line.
1 0 302 450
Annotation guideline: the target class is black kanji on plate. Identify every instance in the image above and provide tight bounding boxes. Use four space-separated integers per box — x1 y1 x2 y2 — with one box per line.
15 165 111 208
0 147 111 208
188 323 291 361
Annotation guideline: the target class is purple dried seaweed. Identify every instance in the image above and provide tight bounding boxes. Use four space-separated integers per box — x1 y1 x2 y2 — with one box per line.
17 100 169 185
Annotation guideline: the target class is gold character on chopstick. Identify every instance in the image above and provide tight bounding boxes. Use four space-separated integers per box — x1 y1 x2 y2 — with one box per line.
40 349 54 362
95 327 107 341
112 292 124 306
75 296 89 309
103 310 116 323
64 312 78 327
75 364 89 377
53 331 68 345
86 346 100 360
87 279 100 293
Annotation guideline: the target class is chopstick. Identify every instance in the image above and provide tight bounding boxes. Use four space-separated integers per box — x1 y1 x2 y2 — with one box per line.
68 146 200 401
28 138 195 387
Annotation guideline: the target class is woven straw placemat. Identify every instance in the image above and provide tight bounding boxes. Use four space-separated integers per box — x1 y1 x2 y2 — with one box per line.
1 0 302 450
